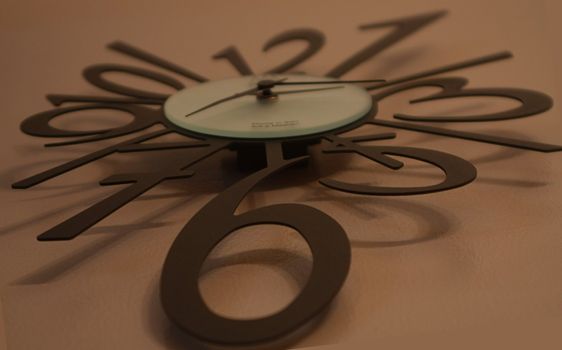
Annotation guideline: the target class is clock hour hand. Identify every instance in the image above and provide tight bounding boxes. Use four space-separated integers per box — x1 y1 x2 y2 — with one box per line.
185 77 288 117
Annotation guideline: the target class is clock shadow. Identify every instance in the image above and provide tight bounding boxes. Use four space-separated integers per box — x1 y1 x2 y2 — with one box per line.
306 189 457 248
15 193 195 285
5 130 545 243
359 45 429 82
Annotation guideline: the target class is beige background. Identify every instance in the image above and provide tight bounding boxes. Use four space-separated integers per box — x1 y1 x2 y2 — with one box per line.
1 1 561 349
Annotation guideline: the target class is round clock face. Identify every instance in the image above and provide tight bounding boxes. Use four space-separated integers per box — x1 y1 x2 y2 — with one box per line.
164 75 372 139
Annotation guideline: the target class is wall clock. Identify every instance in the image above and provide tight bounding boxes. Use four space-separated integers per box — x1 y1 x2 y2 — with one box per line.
1 1 561 349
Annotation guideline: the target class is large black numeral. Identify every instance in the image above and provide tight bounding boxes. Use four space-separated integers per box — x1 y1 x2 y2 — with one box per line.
327 10 446 77
369 77 561 152
34 141 228 239
83 64 184 99
212 46 254 75
320 134 477 195
263 29 325 74
213 29 325 76
108 41 208 82
161 144 350 344
376 77 553 122
20 103 163 146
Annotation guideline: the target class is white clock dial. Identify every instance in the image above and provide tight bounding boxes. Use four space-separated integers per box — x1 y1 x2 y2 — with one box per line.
164 75 372 139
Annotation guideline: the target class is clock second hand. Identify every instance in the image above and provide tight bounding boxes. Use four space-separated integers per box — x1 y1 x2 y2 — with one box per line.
276 79 385 85
270 85 344 95
365 51 513 91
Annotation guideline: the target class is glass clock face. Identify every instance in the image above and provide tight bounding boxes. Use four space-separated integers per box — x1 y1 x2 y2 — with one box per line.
164 75 373 139
2 1 562 349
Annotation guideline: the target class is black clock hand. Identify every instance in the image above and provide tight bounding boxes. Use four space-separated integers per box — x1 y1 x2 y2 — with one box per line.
266 86 344 95
185 77 288 117
277 79 385 85
184 88 256 117
185 78 380 117
365 51 512 91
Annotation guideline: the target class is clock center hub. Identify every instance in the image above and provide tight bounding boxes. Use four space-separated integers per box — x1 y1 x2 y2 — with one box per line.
163 74 373 139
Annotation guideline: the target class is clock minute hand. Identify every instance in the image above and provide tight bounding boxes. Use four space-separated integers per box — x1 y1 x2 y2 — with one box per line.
185 77 288 117
277 79 385 85
269 86 344 95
